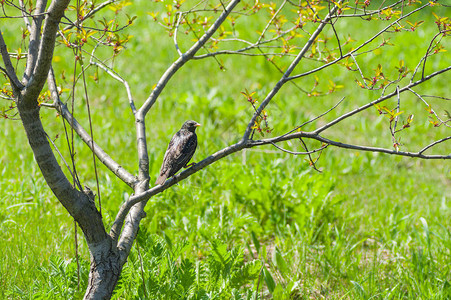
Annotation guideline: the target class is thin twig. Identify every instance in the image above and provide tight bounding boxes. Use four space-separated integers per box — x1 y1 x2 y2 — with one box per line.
69 46 82 191
173 12 184 56
314 66 451 134
17 0 31 30
243 1 343 141
47 67 137 187
420 95 451 101
140 0 241 116
257 0 287 44
60 0 122 32
419 137 451 154
87 49 136 114
298 137 323 173
392 86 401 141
78 51 103 216
192 24 298 59
270 141 328 155
287 2 432 82
74 220 80 292
282 97 346 137
329 17 342 58
420 31 449 80
45 131 77 185
350 54 369 88
408 88 451 128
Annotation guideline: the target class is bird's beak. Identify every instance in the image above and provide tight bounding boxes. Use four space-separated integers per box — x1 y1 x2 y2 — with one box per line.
195 123 201 127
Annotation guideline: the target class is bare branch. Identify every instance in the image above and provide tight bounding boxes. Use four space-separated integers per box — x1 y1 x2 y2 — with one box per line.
242 1 342 141
47 67 138 187
111 140 246 245
23 0 72 102
314 65 451 134
0 31 24 91
140 0 241 116
270 141 328 155
419 137 451 154
256 0 287 44
17 0 31 30
114 117 451 236
313 135 450 160
23 0 48 85
408 88 451 128
250 131 450 160
283 97 345 137
88 52 136 114
287 1 432 82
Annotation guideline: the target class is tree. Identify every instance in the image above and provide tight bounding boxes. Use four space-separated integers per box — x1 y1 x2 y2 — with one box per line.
1 0 450 298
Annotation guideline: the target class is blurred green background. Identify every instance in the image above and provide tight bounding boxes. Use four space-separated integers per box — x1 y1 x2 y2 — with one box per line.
1 0 450 299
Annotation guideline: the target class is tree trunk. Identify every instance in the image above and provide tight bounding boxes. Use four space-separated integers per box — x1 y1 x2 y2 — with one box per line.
17 99 107 242
84 238 122 300
17 96 120 299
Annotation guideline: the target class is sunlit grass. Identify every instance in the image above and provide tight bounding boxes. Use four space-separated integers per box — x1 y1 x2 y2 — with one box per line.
1 0 450 299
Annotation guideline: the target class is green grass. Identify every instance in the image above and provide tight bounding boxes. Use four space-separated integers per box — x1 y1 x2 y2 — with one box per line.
1 1 450 299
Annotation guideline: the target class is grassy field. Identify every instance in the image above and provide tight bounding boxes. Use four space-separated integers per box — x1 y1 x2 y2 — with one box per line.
1 1 450 299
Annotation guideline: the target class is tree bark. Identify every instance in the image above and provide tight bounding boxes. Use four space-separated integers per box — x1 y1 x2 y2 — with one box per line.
84 237 122 300
18 98 125 299
18 99 106 243
3 0 448 298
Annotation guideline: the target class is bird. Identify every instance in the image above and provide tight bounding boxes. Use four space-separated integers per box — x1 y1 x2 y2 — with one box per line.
155 120 201 185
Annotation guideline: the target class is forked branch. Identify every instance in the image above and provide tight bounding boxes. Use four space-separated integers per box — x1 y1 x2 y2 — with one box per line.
47 67 137 187
23 0 72 101
314 66 451 134
242 1 342 141
140 0 241 116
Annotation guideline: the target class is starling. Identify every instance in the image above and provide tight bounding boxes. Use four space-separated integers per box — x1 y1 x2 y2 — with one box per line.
155 120 201 185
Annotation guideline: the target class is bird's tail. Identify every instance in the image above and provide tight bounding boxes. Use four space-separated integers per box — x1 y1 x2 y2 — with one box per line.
155 175 166 185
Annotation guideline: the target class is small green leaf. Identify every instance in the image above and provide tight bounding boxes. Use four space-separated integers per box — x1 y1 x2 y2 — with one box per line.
163 231 173 251
263 268 276 293
251 231 260 254
272 248 288 274
351 280 366 298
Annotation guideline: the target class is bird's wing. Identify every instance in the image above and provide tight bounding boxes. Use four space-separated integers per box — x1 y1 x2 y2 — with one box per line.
175 133 197 169
165 131 189 161
157 131 197 182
